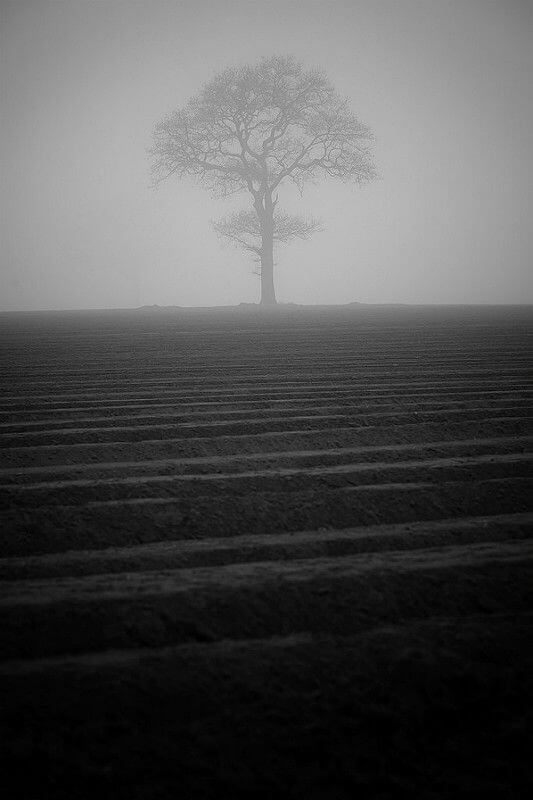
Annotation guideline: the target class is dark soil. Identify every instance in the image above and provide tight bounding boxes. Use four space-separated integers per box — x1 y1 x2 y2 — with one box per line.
0 304 531 798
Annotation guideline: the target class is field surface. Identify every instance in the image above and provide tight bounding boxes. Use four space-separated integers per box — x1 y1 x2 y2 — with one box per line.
0 304 532 798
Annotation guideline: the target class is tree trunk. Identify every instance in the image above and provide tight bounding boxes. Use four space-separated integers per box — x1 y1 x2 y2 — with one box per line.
257 194 277 306
260 234 276 305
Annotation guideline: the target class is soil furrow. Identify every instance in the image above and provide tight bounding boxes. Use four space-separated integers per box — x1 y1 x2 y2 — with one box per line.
1 397 530 430
0 407 530 446
1 512 530 581
2 419 529 467
1 388 531 419
1 452 530 508
1 434 529 481
2 476 530 556
1 541 531 660
2 377 531 403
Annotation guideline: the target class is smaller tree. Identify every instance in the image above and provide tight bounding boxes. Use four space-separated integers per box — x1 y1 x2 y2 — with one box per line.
211 209 321 274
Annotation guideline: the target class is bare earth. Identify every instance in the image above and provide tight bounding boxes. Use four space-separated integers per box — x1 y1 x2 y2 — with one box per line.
0 304 531 798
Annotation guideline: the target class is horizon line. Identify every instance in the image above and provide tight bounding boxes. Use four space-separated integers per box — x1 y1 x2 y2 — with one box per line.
1 300 532 315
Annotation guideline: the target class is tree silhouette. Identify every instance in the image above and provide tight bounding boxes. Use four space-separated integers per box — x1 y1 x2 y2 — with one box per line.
150 55 375 305
211 209 322 275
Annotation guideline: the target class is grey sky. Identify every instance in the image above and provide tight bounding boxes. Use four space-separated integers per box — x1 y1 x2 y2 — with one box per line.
1 0 532 310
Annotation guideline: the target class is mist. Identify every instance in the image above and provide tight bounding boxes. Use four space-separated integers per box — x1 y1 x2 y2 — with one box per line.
1 0 532 311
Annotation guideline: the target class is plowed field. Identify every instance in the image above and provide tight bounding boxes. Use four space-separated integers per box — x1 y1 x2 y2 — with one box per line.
1 304 531 798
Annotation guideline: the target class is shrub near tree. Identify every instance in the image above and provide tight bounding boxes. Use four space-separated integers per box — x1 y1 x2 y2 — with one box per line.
150 55 376 305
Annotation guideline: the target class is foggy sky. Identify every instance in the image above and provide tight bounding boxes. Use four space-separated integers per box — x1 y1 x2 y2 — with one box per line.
1 0 532 310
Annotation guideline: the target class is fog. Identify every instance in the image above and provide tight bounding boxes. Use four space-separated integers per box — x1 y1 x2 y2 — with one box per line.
1 0 532 311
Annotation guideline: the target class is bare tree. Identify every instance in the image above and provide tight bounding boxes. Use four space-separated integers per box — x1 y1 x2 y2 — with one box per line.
150 55 376 305
211 209 322 273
